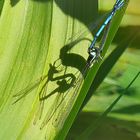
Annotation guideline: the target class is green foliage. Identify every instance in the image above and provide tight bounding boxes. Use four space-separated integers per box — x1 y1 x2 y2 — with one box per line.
0 0 139 140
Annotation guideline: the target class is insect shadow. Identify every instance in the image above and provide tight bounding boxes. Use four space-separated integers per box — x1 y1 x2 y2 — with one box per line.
37 37 93 127
13 59 76 109
13 36 91 127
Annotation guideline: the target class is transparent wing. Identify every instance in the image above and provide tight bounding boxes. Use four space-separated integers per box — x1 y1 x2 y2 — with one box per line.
67 13 108 44
98 20 112 52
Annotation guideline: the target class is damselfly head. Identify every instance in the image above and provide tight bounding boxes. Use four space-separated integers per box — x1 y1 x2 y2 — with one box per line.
87 47 100 67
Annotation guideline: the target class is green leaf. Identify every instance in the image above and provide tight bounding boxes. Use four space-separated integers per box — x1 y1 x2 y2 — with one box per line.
0 0 129 140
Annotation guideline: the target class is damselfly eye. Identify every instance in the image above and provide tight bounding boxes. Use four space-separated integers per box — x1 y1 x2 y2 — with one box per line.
90 49 96 59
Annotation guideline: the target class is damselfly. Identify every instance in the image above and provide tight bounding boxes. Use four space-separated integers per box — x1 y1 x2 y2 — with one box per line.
87 0 125 68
